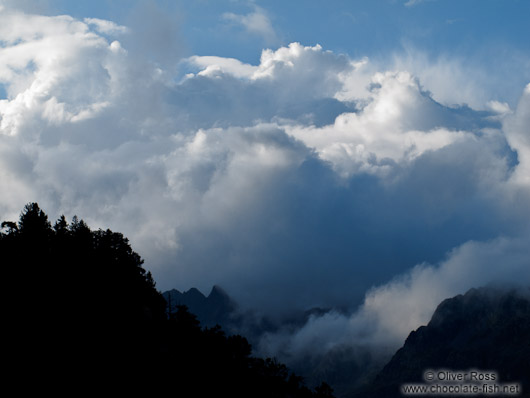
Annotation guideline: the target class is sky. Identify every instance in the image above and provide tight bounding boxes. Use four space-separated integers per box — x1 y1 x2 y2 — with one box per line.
1 0 530 374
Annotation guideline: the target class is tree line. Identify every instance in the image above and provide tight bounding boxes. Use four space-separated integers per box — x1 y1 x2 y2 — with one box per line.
1 202 334 397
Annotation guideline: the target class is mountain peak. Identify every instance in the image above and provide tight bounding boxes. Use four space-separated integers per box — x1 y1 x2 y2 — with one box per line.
163 285 238 329
208 285 230 300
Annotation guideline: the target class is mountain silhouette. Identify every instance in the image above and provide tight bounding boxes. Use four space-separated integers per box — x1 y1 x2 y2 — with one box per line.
351 286 530 398
163 285 237 328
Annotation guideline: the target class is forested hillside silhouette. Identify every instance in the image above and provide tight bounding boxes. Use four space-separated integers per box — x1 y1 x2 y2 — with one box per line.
2 203 334 396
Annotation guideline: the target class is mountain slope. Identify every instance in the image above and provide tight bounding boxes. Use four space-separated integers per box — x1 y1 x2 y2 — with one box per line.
352 286 530 398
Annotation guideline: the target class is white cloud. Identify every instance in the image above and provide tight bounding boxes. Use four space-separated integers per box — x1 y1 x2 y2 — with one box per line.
222 5 279 45
84 18 129 35
187 55 257 79
285 71 475 177
188 42 345 84
0 11 124 135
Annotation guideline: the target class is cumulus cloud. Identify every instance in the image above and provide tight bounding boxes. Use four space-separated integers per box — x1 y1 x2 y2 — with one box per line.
285 70 499 177
176 43 355 129
0 11 124 136
0 8 529 373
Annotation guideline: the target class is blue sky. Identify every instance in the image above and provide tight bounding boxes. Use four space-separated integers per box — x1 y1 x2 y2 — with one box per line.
40 1 530 57
1 0 530 373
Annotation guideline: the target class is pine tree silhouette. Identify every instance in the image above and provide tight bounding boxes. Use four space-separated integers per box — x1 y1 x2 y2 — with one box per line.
2 203 335 397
